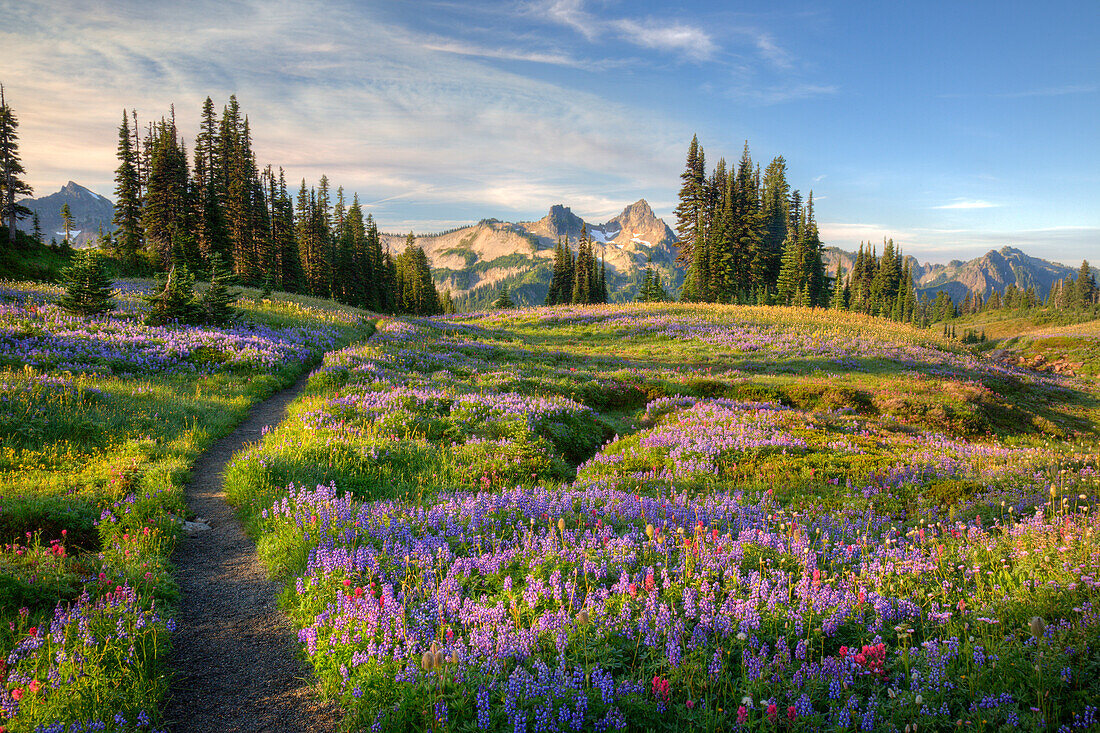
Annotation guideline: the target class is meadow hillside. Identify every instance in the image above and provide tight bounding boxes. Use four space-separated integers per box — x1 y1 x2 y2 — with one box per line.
0 280 371 731
221 302 1100 732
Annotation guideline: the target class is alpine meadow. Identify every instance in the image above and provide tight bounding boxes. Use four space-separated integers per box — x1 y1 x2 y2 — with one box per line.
2 2 1100 732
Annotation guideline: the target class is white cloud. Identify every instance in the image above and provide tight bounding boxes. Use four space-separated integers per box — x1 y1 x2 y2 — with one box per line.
609 19 716 61
4 0 685 226
420 38 591 68
932 199 1000 210
533 0 716 61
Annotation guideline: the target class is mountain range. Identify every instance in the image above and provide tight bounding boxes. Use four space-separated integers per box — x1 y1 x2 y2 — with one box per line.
14 182 1093 306
16 181 116 247
379 199 680 307
822 246 1093 304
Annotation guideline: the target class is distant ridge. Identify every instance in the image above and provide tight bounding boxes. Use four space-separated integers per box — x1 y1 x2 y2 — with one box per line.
823 245 1097 304
17 182 116 247
379 199 681 308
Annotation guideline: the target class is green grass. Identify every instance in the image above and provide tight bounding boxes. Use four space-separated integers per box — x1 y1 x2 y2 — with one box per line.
0 281 373 731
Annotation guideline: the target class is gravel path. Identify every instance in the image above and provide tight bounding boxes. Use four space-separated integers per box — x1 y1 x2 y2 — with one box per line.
165 373 340 733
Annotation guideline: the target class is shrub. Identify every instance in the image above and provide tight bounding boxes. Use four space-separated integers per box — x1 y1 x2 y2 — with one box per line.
199 253 240 326
57 249 113 316
144 264 201 326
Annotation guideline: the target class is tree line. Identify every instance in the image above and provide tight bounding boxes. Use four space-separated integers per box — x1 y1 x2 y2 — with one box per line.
949 260 1098 316
110 96 443 315
544 229 608 305
672 136 828 307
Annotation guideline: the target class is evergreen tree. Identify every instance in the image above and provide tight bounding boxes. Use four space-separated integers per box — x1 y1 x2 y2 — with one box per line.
683 219 709 302
546 238 573 305
1076 260 1096 305
145 264 202 325
60 203 74 244
31 211 42 243
830 264 846 309
199 252 239 325
930 290 953 322
365 214 386 311
775 215 805 305
572 226 593 304
58 249 114 316
394 233 442 315
733 142 765 295
801 193 826 305
870 238 901 316
706 168 735 301
192 98 230 266
673 135 706 265
0 85 33 244
759 157 790 284
141 116 192 267
494 284 516 309
113 110 143 266
440 289 455 314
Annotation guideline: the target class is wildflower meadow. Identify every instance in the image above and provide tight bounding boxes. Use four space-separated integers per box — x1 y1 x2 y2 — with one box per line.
0 281 370 732
221 303 1100 732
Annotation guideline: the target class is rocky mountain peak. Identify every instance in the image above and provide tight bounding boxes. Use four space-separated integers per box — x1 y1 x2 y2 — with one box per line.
609 199 658 230
540 204 586 238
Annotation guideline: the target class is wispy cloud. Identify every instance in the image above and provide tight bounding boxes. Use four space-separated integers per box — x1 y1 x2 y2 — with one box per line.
421 37 592 69
533 0 716 61
932 199 1000 210
3 0 684 228
608 19 716 61
749 32 793 70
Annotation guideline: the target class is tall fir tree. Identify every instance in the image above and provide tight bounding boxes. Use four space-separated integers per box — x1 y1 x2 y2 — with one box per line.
113 110 143 266
733 143 765 296
571 226 593 304
58 249 114 316
759 156 790 284
60 203 73 244
672 135 707 265
141 115 192 268
193 97 230 265
1076 260 1096 305
0 85 33 244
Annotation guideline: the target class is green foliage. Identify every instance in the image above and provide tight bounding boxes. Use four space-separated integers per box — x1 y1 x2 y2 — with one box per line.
199 252 240 326
144 264 201 325
394 235 443 315
493 284 516 309
57 248 114 316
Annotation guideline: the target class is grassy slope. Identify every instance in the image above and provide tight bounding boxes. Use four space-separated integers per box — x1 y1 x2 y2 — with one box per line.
223 302 1100 731
0 282 372 731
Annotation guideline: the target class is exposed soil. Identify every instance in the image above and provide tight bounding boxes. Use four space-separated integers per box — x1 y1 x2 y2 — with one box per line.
165 373 340 732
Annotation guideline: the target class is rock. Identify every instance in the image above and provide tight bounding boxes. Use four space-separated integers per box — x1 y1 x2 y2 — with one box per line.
183 520 212 533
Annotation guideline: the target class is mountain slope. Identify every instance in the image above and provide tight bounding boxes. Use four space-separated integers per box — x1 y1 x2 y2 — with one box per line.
824 245 1093 303
381 199 681 307
17 182 116 247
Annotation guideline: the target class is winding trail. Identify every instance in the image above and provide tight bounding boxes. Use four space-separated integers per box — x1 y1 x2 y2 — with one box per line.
165 371 340 733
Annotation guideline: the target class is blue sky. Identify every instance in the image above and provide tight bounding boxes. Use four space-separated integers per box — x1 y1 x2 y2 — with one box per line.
6 0 1099 262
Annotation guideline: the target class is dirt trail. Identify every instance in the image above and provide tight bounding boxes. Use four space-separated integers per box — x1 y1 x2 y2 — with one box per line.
165 372 340 733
